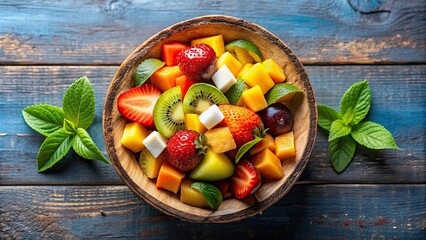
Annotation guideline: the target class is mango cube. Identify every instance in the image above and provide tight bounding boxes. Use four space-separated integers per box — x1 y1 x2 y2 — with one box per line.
250 134 275 155
212 65 237 92
216 52 243 77
121 122 149 153
191 34 225 56
242 85 268 112
235 47 254 65
241 63 275 94
180 179 210 208
262 59 286 83
204 127 236 153
252 148 283 179
236 63 253 78
185 113 207 134
199 104 224 130
156 161 185 194
275 131 296 160
142 131 168 158
150 66 182 92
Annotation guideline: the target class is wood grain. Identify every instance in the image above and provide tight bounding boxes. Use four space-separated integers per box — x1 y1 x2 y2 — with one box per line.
0 184 424 239
0 0 424 65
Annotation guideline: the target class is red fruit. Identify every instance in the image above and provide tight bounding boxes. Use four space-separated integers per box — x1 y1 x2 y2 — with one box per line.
117 84 161 127
214 179 232 199
231 160 261 199
177 43 217 82
164 130 205 172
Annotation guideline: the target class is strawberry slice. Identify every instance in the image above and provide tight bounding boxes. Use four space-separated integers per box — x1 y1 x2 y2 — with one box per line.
231 160 261 199
117 84 161 127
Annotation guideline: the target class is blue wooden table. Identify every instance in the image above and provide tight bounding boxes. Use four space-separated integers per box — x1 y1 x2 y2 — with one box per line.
1 1 425 239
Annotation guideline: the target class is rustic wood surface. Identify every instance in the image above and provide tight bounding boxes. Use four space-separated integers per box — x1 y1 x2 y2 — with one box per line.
0 0 425 239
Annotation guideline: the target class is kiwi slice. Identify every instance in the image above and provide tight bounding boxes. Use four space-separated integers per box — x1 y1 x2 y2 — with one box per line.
153 86 185 138
183 83 229 114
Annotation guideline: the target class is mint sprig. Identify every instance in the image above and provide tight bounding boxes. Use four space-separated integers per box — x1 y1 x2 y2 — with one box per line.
22 76 111 172
317 80 399 173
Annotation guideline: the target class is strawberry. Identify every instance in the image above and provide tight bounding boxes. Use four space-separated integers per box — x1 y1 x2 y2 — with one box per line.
231 160 261 199
164 130 207 172
177 43 216 82
117 84 161 127
218 105 262 148
213 179 232 199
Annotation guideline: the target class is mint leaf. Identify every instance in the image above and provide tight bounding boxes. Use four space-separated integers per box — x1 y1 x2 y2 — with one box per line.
340 80 371 125
317 105 341 131
134 58 165 86
72 128 111 164
22 104 65 137
351 121 400 149
191 182 223 210
328 119 351 142
235 137 264 163
330 135 356 173
37 128 74 172
63 119 77 134
62 76 95 129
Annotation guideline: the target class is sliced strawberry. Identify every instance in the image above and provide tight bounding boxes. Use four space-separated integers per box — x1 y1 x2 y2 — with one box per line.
231 160 261 199
117 84 161 127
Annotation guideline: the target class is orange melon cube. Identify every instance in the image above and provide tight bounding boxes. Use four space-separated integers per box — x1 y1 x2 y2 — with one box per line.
185 113 207 134
216 52 243 77
275 131 296 160
241 63 275 94
236 63 253 78
150 66 183 92
252 148 284 179
262 59 286 83
156 161 185 194
250 134 275 155
180 179 210 208
121 122 149 153
204 127 236 153
241 85 268 112
191 35 225 56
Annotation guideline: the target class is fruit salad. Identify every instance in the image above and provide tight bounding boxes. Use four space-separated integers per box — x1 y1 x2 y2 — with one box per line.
117 34 303 210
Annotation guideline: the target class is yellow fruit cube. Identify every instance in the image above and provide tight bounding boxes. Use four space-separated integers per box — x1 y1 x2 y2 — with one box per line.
262 59 286 83
275 131 296 160
241 85 268 112
204 127 236 153
250 134 275 155
216 52 243 77
185 113 207 134
236 63 253 78
252 148 283 179
139 148 164 179
191 35 225 57
241 63 275 94
121 122 149 153
235 47 254 65
180 179 210 208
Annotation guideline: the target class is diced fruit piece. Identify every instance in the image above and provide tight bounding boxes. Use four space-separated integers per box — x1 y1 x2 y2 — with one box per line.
216 52 243 77
231 160 261 199
250 133 275 155
211 65 237 92
275 131 296 160
189 149 235 181
213 179 232 199
224 79 248 106
225 39 263 62
150 66 183 92
175 75 196 99
183 83 229 114
204 127 236 153
191 34 225 57
234 47 254 65
163 130 205 172
185 113 207 134
260 102 293 137
177 44 217 82
153 86 185 138
117 84 161 127
262 59 286 83
142 131 168 158
180 179 210 208
134 58 165 86
241 63 274 94
252 148 283 179
190 182 223 210
199 104 224 130
162 42 188 66
121 122 149 153
266 83 303 105
236 63 253 78
156 161 185 194
241 85 268 112
139 148 164 179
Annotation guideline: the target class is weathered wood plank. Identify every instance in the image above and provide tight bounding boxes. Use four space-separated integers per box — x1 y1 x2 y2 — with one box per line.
0 184 424 239
0 0 424 64
0 65 424 184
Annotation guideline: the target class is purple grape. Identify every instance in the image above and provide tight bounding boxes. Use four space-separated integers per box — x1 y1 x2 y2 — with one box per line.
260 103 293 137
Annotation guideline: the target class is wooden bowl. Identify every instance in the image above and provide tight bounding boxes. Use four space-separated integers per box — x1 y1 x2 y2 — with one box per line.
103 15 317 223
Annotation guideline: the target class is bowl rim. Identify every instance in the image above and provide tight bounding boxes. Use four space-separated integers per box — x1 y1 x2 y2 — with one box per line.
103 15 317 223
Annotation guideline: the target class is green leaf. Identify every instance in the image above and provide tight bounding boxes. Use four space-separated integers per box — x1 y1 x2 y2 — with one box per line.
235 137 264 163
37 128 74 172
72 128 111 164
340 80 371 125
330 135 356 173
22 104 65 137
328 119 352 142
62 76 95 129
134 58 165 86
63 118 77 134
317 105 341 131
191 182 223 210
351 121 400 150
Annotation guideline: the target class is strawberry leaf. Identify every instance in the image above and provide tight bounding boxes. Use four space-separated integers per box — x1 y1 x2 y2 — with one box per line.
72 128 111 164
22 104 65 137
37 128 74 172
235 137 264 163
191 182 223 210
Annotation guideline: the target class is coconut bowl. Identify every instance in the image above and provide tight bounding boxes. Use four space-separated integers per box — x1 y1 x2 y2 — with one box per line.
103 15 317 223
